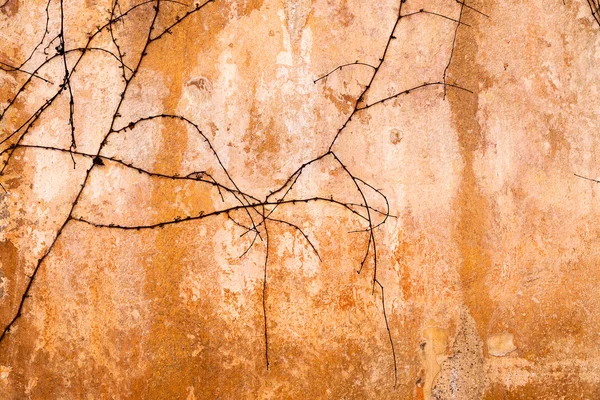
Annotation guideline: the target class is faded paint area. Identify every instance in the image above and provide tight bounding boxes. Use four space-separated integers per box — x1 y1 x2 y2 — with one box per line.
1 0 600 399
487 333 517 357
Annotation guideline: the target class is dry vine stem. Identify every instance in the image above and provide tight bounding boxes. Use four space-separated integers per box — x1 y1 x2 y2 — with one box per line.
0 0 484 389
587 0 600 27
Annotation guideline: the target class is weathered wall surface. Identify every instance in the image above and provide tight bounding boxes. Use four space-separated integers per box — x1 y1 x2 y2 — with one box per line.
1 0 600 398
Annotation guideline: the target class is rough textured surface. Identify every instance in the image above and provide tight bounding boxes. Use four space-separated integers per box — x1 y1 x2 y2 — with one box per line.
1 0 600 398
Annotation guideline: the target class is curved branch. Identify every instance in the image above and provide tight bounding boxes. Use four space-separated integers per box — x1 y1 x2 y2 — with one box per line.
314 61 377 84
356 81 472 110
401 9 471 27
1 144 256 201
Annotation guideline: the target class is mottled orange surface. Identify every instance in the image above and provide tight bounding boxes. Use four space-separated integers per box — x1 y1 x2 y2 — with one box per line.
2 0 600 399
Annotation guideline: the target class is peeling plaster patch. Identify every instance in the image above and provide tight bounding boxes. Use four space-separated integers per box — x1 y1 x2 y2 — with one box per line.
487 332 517 356
186 385 197 400
421 327 449 399
0 192 8 231
25 377 38 394
0 365 10 381
389 128 402 145
186 76 213 101
284 0 311 42
432 310 485 400
276 11 293 69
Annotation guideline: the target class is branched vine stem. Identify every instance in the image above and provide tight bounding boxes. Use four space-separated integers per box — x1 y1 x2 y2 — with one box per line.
0 0 484 389
58 0 78 167
588 0 600 27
